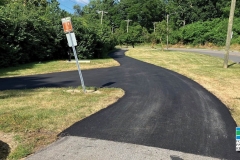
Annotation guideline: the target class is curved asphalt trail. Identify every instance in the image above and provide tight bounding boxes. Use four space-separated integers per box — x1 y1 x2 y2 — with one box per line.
1 50 239 159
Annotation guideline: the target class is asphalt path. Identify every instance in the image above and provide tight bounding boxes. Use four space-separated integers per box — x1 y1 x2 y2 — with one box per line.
1 49 239 159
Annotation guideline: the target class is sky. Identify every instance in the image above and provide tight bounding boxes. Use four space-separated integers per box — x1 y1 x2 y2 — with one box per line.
58 0 90 13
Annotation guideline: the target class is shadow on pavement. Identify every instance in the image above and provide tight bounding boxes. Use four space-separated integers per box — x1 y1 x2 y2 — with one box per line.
100 82 116 88
170 155 183 160
0 140 10 160
108 49 126 58
0 74 77 91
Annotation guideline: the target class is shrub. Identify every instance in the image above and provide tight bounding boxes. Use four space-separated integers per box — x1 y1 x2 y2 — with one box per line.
171 18 240 46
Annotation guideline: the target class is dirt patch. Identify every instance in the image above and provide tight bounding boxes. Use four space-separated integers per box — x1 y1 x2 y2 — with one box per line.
65 89 101 94
65 89 82 93
25 129 58 152
86 90 101 94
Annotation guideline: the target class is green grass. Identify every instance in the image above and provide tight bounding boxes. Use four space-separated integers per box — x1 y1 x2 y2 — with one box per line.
0 58 123 159
0 58 119 78
126 47 240 126
0 87 124 159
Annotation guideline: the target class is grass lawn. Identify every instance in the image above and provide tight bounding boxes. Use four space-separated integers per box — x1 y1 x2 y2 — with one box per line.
0 87 124 159
126 47 240 126
0 58 123 159
0 58 119 78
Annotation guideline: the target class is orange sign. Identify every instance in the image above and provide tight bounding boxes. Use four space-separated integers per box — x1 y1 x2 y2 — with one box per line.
62 21 73 33
61 17 73 33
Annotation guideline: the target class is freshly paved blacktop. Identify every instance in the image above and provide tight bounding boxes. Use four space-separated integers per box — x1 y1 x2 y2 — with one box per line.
1 49 240 160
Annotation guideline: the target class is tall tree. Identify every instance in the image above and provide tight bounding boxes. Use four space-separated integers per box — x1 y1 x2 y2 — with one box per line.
73 4 83 16
0 0 7 6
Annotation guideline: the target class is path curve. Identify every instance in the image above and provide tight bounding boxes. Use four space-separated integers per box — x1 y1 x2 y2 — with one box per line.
0 49 239 159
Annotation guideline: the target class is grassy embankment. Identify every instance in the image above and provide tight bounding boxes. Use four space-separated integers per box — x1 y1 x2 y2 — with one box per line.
0 58 124 159
126 47 240 126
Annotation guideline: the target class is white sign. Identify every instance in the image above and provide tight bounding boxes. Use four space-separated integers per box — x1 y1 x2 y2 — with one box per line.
66 33 77 47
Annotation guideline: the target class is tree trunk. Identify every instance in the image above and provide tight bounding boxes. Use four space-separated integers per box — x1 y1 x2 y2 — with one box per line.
160 37 163 51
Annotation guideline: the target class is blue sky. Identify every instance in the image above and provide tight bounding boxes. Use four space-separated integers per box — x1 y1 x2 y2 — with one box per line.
58 0 90 13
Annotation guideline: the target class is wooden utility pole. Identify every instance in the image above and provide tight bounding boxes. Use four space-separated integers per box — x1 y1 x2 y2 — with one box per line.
125 19 132 33
97 10 108 24
167 14 169 49
153 22 157 33
223 0 236 68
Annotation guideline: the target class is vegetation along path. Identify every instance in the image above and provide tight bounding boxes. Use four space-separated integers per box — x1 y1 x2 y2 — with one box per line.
1 50 239 159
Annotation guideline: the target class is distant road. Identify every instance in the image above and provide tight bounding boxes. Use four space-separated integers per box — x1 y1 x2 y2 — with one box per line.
168 48 240 63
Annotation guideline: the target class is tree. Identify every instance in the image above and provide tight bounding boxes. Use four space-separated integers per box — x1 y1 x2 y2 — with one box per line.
155 21 167 50
0 0 67 67
128 24 142 47
73 4 83 16
0 0 7 6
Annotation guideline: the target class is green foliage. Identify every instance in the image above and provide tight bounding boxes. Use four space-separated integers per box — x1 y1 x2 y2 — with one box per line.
115 28 126 46
73 15 116 58
0 0 7 6
81 0 240 47
170 18 240 46
73 4 83 16
0 0 116 68
0 1 67 68
127 25 142 47
166 0 240 27
231 18 240 44
155 21 167 40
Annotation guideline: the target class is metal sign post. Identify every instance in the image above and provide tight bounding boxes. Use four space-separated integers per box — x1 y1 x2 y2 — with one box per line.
61 17 86 93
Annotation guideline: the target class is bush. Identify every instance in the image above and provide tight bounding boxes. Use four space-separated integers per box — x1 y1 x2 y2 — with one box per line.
0 2 116 68
171 18 240 46
0 2 67 68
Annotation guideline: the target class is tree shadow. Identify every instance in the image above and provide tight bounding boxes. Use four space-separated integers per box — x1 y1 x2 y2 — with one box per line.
0 140 10 160
0 60 65 77
228 63 237 68
100 82 116 88
170 155 183 160
0 62 37 77
108 49 126 58
0 75 76 91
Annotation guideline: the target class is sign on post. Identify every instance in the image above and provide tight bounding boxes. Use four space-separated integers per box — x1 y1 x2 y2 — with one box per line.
61 17 73 33
66 33 77 47
61 17 86 93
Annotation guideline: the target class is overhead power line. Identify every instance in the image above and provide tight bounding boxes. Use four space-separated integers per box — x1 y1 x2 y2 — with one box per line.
59 4 74 11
